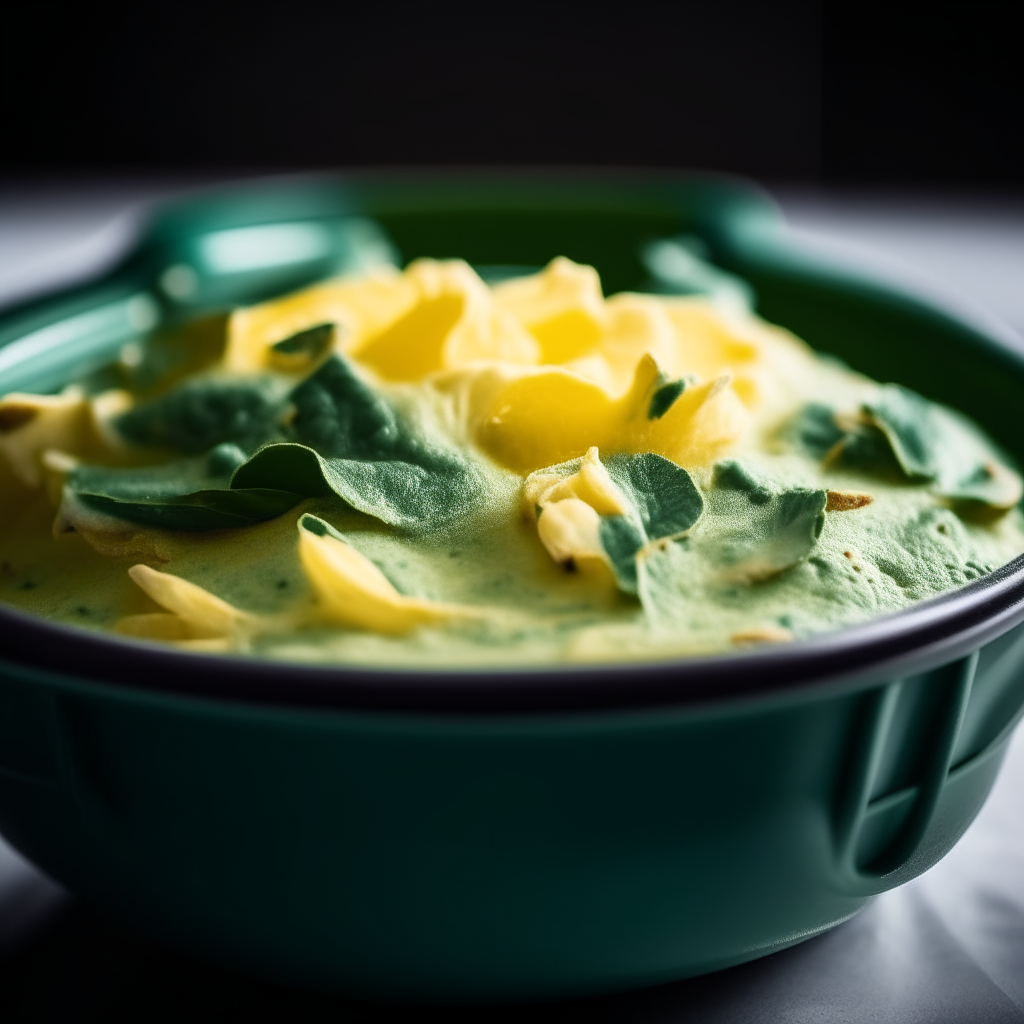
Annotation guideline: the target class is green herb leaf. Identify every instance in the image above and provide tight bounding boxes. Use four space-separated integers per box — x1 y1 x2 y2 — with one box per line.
788 403 846 460
863 386 939 479
269 323 336 371
834 423 905 477
290 355 404 459
605 452 705 541
233 444 476 531
597 516 647 592
72 453 300 530
634 462 825 630
792 386 1022 514
262 356 482 529
789 402 902 477
711 458 773 504
297 512 347 542
702 459 827 580
76 356 484 533
944 461 1023 517
115 375 289 454
647 378 687 420
532 451 704 594
527 450 704 594
78 487 301 531
865 384 1022 510
635 538 694 626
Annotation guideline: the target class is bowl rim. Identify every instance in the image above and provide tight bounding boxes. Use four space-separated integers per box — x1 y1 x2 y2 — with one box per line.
3 169 1024 715
3 558 1024 714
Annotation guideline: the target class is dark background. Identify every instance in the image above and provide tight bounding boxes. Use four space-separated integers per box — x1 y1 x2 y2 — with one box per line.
1 4 1022 185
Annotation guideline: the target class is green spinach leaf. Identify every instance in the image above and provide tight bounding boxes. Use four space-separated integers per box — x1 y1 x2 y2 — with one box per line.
597 516 648 592
72 445 300 530
647 378 688 420
529 450 703 593
269 323 336 371
73 356 484 533
605 452 705 542
788 403 846 460
865 385 1022 509
239 356 483 530
115 375 290 454
790 386 1022 513
576 451 704 593
699 459 826 581
233 444 477 531
289 354 402 459
635 459 826 622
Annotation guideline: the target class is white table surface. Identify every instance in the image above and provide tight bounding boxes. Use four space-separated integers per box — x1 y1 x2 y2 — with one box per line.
1 179 1023 1022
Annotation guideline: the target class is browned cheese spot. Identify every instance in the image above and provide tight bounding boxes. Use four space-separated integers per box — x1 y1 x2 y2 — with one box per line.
826 490 874 512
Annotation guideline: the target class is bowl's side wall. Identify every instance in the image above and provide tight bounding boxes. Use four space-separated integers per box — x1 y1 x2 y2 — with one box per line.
0 662 872 997
0 641 1020 1000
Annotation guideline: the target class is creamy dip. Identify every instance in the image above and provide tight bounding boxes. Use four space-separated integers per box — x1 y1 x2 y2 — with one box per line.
2 250 1022 667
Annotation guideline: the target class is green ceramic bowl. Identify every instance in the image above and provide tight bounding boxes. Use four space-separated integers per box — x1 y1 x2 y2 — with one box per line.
2 172 1024 1001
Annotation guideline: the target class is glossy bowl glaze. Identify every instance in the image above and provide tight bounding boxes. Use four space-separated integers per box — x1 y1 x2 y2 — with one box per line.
2 173 1024 1001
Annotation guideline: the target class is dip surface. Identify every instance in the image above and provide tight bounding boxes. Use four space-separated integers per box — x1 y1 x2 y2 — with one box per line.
2 249 1023 667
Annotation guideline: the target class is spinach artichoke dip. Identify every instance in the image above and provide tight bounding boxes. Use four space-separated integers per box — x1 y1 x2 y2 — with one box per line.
2 248 1023 667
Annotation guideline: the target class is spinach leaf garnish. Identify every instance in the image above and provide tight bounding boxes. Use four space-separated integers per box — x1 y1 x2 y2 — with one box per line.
234 356 481 530
269 323 336 371
527 450 703 592
607 452 705 542
72 446 299 530
712 459 773 504
597 452 704 591
289 354 404 459
71 356 483 533
115 376 290 454
790 385 1022 513
233 446 473 530
789 403 846 460
866 386 1021 510
597 516 649 591
647 378 688 420
788 402 902 476
702 460 827 580
864 386 937 479
635 459 826 619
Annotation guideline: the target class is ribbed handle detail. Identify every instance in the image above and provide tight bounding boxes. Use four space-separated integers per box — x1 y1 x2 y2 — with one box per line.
834 651 977 895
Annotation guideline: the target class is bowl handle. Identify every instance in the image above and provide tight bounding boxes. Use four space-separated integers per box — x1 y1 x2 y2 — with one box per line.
834 652 977 896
